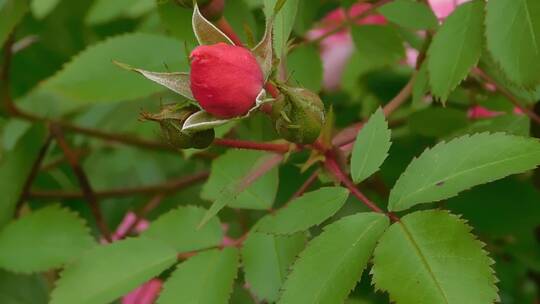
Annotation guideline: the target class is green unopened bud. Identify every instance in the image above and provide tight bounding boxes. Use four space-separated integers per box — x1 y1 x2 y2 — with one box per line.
141 104 215 150
271 86 325 144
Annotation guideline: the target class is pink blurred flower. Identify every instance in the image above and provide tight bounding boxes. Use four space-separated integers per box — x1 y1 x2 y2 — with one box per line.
307 3 386 91
428 0 472 20
467 106 504 119
122 279 162 304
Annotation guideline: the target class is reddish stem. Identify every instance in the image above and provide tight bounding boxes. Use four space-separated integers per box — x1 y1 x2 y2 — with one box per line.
213 138 292 153
215 17 244 46
288 169 320 202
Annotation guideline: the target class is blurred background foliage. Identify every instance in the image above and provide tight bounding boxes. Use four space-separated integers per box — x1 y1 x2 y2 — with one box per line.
0 0 539 303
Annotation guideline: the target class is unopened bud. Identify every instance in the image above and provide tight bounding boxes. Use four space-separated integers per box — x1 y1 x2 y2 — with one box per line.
271 86 325 144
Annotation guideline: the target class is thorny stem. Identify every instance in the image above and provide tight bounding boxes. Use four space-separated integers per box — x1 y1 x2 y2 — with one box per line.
50 123 112 241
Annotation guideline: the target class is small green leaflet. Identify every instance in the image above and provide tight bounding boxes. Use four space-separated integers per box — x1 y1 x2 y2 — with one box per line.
351 25 405 67
379 0 438 30
141 206 223 253
50 237 177 304
264 0 299 58
41 33 188 106
351 108 391 183
427 0 484 102
241 232 307 302
0 270 49 304
0 125 45 228
372 210 498 304
278 213 389 304
0 205 95 274
389 133 540 212
486 0 540 88
157 248 239 304
256 187 349 235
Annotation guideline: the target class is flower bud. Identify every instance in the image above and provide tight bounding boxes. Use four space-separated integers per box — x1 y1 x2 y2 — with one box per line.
141 104 215 149
271 86 325 144
190 43 264 118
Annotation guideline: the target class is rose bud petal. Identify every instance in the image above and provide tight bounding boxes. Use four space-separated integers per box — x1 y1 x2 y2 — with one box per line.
190 43 264 118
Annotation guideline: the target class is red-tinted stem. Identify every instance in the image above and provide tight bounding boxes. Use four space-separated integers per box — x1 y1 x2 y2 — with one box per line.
215 18 244 46
213 138 292 153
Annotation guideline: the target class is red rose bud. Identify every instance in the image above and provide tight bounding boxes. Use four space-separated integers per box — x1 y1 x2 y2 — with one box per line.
190 43 264 118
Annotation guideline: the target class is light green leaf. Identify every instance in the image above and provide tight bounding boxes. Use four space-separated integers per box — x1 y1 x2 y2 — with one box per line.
241 232 306 302
379 0 438 30
0 125 45 228
372 210 498 304
351 108 391 183
264 0 299 58
486 0 540 88
202 150 279 210
50 237 177 304
351 25 405 66
30 0 60 19
0 205 95 274
287 44 323 92
113 61 194 100
41 33 188 105
0 0 28 46
256 187 349 235
142 206 222 253
157 248 239 304
0 270 49 304
278 213 389 304
192 4 234 45
412 63 429 107
427 0 484 102
389 133 540 212
85 0 154 25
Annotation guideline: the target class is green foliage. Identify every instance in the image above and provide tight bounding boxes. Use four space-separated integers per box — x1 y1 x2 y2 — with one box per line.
0 270 49 304
389 133 540 211
427 0 484 102
0 125 45 228
351 25 405 67
41 33 188 106
85 0 154 25
50 237 177 304
142 206 223 253
0 205 95 273
486 0 540 88
408 107 468 138
351 108 391 183
287 44 323 92
30 0 60 19
379 0 438 30
0 0 28 46
278 213 389 304
256 187 349 235
372 210 498 304
241 232 307 302
264 0 299 58
157 248 239 304
202 150 279 210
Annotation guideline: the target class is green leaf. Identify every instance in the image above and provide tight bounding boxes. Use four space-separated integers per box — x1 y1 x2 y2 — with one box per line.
486 0 540 88
113 61 194 100
0 125 45 228
41 33 188 105
86 0 154 25
0 0 28 46
287 44 323 92
427 0 484 102
264 0 299 58
389 133 540 211
372 210 498 304
408 107 469 138
379 0 438 30
278 213 389 304
412 63 429 107
202 150 279 210
157 0 197 44
142 206 223 253
241 232 306 302
192 4 234 45
351 108 392 183
0 270 49 304
50 237 177 304
256 187 349 235
351 25 405 67
0 205 95 274
157 248 239 304
450 114 530 138
30 0 60 19
252 18 274 81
